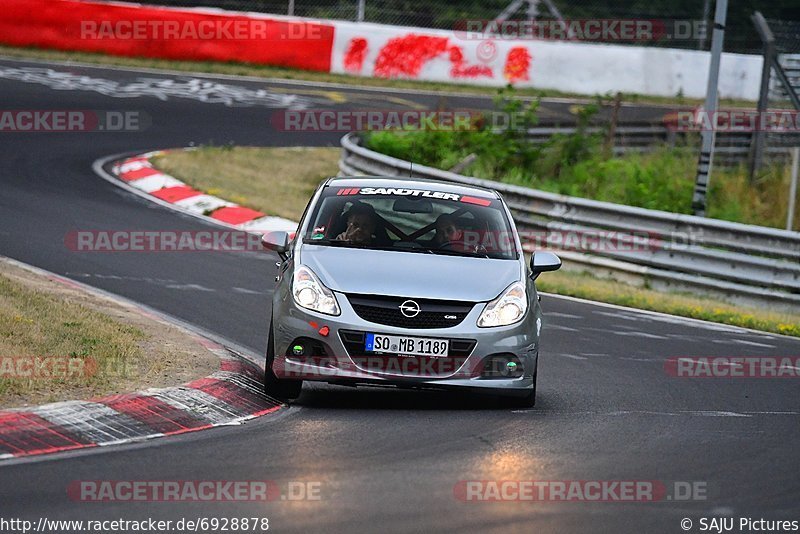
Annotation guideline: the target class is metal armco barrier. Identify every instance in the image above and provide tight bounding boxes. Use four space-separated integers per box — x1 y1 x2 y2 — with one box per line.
339 133 800 311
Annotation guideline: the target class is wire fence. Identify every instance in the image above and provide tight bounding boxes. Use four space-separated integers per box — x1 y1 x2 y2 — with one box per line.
132 0 799 54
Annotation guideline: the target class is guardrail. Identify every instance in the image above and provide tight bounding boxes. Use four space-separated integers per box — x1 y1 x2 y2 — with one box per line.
339 132 800 311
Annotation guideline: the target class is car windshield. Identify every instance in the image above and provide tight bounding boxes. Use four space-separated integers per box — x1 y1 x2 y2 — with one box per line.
301 184 519 260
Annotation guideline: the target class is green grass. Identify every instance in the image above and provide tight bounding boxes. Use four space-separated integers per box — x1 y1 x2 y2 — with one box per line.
0 273 145 402
153 146 340 221
152 146 800 338
0 44 757 108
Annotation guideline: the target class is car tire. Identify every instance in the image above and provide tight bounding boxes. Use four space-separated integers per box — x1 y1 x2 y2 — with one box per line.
519 366 538 408
264 316 303 401
497 367 537 408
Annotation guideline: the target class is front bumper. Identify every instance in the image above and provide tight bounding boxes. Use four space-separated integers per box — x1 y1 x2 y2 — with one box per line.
271 289 540 397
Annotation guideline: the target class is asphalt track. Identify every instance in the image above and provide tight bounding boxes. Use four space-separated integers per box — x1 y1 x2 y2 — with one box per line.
0 56 798 533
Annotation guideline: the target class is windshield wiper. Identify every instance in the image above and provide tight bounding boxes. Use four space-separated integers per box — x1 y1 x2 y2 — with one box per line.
421 247 492 259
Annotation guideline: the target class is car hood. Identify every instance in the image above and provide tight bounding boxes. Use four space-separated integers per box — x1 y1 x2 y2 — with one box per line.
299 245 522 302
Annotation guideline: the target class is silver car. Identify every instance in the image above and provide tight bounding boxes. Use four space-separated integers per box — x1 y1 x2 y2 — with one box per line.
261 177 561 407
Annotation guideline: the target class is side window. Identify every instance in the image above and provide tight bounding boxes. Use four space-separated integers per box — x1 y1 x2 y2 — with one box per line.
297 182 327 236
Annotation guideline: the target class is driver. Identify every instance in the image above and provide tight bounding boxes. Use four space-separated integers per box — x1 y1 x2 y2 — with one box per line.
433 213 464 246
336 203 377 245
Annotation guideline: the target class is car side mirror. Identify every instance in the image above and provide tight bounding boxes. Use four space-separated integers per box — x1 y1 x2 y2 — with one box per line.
530 251 561 280
261 231 289 260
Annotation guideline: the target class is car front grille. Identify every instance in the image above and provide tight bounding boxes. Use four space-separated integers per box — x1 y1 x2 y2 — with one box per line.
346 294 474 329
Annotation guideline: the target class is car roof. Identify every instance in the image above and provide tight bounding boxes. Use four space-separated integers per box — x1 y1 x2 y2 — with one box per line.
325 176 499 199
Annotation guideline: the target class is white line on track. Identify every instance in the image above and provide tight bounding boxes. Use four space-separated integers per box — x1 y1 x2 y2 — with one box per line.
611 331 669 340
729 339 777 348
543 292 800 342
547 312 584 319
555 353 588 360
546 324 580 332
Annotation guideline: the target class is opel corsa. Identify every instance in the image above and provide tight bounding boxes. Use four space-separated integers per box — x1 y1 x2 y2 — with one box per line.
262 177 561 407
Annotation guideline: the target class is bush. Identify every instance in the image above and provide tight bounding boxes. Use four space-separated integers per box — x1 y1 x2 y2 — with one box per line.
363 90 798 230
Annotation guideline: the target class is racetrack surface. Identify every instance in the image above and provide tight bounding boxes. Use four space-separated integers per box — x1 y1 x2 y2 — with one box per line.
0 56 798 533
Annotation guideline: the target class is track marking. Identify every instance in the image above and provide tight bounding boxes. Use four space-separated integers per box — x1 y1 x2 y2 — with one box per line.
232 287 264 295
0 65 315 108
555 353 587 361
730 339 777 349
611 331 668 340
547 312 583 319
546 324 579 332
544 292 799 341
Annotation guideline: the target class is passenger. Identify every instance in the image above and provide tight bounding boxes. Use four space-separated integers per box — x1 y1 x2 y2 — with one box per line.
336 203 377 245
433 213 464 246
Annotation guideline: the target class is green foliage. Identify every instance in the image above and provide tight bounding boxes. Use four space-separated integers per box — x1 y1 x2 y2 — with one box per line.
364 89 798 229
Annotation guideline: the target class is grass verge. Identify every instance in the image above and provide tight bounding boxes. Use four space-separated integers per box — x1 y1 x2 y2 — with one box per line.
0 260 218 408
152 146 800 337
153 146 341 221
0 44 755 108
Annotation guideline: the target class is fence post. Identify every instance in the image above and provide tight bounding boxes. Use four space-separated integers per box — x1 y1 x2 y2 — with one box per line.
356 0 365 22
287 0 294 16
749 12 775 181
691 0 728 217
788 147 799 231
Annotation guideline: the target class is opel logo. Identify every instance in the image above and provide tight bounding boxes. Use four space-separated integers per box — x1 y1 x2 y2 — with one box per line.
399 300 421 318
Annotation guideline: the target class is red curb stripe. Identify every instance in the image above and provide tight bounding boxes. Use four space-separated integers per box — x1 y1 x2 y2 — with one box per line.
188 378 278 414
250 405 283 417
0 412 94 456
163 423 214 437
101 394 210 435
220 359 262 381
121 156 149 167
120 166 160 182
211 206 266 225
150 185 203 203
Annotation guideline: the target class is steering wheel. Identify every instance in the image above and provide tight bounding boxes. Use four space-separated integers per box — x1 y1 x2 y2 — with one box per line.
438 240 489 255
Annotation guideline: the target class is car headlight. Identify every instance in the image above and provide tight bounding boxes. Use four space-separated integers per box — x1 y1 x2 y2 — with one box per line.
477 281 527 327
292 265 340 316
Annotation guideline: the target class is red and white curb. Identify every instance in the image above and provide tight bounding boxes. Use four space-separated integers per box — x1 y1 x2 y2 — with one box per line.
0 348 280 460
0 257 281 461
110 151 297 234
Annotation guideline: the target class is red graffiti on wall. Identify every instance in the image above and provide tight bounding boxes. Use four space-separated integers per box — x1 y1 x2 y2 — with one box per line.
504 47 531 83
370 34 492 79
343 37 368 73
345 34 531 83
448 46 492 79
373 34 450 77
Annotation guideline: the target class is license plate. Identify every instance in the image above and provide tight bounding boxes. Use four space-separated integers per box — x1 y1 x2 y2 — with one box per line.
365 333 449 357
